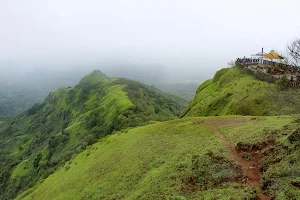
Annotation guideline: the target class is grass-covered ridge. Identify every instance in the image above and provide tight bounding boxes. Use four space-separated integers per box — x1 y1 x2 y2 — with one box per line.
182 66 300 117
17 115 300 199
0 70 185 200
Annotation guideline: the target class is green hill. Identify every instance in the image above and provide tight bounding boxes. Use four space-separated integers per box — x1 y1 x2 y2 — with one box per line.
181 66 300 117
16 115 300 199
0 70 185 200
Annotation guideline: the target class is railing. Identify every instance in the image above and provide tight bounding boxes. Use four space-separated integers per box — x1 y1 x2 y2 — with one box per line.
288 82 300 87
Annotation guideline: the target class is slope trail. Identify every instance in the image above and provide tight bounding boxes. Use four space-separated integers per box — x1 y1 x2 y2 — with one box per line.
203 118 271 200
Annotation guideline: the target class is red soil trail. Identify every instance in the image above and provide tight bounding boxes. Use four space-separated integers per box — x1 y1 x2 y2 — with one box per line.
203 118 271 200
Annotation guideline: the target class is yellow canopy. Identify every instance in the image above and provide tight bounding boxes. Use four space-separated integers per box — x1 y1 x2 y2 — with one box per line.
261 50 284 59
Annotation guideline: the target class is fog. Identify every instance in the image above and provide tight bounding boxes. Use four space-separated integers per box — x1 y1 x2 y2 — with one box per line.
1 0 300 81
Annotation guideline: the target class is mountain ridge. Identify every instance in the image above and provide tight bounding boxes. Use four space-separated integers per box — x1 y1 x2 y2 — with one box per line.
0 70 185 200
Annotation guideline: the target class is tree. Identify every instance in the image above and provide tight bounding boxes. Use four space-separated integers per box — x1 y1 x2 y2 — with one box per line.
287 38 300 67
227 60 235 68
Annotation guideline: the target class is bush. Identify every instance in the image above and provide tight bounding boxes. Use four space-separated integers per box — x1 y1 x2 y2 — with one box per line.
277 75 289 90
182 152 241 190
288 128 300 144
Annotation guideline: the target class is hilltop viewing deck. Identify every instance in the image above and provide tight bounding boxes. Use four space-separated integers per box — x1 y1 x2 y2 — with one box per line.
236 57 300 87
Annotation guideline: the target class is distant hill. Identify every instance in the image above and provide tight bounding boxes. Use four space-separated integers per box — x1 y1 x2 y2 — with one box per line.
181 66 300 117
0 63 199 116
0 70 185 200
102 63 201 103
101 63 169 85
0 68 87 116
155 82 200 102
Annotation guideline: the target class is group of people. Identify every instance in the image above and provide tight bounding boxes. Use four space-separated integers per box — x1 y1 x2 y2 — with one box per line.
236 57 260 64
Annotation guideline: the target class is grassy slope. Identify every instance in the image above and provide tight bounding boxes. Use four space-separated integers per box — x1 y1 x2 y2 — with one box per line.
17 115 300 200
220 116 300 199
17 118 255 200
182 67 300 117
220 116 294 145
0 70 185 200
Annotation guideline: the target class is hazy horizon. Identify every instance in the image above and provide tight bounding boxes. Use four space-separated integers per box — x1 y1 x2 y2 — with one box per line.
1 0 300 81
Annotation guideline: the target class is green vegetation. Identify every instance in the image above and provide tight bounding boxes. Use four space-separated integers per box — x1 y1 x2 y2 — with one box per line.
219 116 294 145
17 119 255 200
182 66 300 117
0 70 184 200
4 66 300 200
17 115 300 199
0 66 190 116
276 75 289 90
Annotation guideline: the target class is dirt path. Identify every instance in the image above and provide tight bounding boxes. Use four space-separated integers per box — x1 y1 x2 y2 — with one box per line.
204 118 271 200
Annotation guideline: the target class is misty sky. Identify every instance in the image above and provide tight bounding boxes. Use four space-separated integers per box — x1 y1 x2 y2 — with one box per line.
1 0 300 79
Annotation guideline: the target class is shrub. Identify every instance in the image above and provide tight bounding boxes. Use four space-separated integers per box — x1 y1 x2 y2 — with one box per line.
277 75 289 90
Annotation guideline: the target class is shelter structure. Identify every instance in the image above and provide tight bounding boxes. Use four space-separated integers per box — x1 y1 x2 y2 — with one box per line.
261 50 286 69
262 50 284 60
